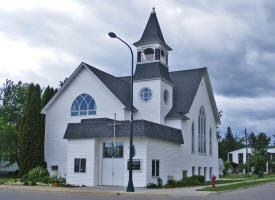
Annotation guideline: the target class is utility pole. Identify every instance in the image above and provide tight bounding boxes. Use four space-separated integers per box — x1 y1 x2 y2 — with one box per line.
245 129 249 176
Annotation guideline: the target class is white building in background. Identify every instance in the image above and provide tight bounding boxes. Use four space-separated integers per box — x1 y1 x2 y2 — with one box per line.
228 148 252 165
41 8 220 187
228 148 275 173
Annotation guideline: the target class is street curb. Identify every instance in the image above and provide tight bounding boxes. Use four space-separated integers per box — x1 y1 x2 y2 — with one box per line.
0 186 170 197
197 178 275 193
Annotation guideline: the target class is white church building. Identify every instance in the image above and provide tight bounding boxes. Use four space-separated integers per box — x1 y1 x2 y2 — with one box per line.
41 8 220 187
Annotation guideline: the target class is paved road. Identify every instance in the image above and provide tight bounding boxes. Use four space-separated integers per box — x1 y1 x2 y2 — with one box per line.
0 182 275 200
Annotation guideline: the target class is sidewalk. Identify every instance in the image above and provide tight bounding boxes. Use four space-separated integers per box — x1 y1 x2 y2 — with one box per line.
0 184 213 197
1 178 275 197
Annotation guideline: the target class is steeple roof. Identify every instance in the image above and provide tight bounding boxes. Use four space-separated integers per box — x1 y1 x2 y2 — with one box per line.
133 8 172 50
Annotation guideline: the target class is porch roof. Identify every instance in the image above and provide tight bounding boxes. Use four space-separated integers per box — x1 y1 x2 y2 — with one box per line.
64 118 183 144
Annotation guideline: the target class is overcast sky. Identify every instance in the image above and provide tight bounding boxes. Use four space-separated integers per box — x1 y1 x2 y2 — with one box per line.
0 0 274 139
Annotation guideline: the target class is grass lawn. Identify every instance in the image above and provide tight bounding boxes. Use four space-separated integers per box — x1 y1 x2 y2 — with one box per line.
220 174 275 180
203 179 247 185
0 174 17 184
198 178 275 192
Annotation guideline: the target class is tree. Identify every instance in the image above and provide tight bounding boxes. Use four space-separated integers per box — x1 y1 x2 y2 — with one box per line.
250 155 267 174
248 132 257 148
219 127 245 161
252 132 270 156
19 84 44 176
249 132 271 174
0 80 29 166
216 110 223 142
0 118 18 167
0 79 29 129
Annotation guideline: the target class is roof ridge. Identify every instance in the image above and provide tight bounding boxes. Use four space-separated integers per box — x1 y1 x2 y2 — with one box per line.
83 62 132 86
82 62 132 109
169 67 207 74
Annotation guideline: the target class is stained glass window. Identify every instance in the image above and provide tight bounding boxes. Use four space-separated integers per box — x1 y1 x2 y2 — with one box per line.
71 93 96 116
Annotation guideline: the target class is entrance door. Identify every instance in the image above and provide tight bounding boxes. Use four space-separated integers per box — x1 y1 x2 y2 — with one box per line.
102 142 124 186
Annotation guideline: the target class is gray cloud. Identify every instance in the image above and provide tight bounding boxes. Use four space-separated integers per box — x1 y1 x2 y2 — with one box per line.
0 0 275 136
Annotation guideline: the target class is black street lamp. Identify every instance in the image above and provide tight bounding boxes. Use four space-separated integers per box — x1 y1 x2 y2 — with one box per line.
108 32 134 192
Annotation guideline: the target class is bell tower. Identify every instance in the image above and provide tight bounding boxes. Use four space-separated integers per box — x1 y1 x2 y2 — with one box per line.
133 8 173 124
133 8 172 67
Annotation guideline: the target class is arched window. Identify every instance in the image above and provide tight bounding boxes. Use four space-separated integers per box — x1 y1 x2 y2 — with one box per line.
209 128 212 155
71 93 96 116
198 106 206 153
143 48 154 61
192 121 195 153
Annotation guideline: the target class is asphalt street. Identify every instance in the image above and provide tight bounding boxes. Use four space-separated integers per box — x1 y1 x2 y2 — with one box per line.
0 182 275 200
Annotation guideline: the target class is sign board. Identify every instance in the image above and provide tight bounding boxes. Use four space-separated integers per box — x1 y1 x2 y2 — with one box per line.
127 159 141 171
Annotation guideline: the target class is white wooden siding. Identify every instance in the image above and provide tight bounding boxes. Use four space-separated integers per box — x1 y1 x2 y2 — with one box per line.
66 139 95 186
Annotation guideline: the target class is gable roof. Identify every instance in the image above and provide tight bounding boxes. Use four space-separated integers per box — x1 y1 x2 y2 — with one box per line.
41 62 219 123
41 62 133 114
119 67 219 122
83 63 132 110
133 8 172 50
64 118 183 144
166 68 206 119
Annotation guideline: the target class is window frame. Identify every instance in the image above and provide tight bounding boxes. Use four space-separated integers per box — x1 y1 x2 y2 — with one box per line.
209 128 212 155
74 158 86 173
192 166 196 176
103 142 123 159
192 121 195 153
204 167 207 178
198 106 206 154
71 93 96 116
198 167 201 175
152 159 160 177
140 88 152 102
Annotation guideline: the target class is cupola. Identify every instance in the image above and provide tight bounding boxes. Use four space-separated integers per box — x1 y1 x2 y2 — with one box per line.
133 8 172 67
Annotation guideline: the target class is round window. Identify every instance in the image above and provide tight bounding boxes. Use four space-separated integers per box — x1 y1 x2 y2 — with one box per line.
140 88 152 102
164 89 168 104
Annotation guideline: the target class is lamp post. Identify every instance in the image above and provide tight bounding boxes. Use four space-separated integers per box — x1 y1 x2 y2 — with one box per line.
108 32 134 192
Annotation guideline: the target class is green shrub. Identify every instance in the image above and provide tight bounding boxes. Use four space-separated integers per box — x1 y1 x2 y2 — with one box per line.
26 166 49 183
189 175 205 185
175 177 189 187
198 175 205 183
157 177 162 187
50 176 66 184
146 182 161 189
167 175 175 185
23 180 30 185
250 155 267 174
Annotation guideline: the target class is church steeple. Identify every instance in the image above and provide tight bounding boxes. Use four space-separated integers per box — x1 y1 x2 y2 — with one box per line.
134 8 172 66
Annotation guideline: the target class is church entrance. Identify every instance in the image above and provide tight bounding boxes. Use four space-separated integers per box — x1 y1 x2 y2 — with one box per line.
101 142 124 186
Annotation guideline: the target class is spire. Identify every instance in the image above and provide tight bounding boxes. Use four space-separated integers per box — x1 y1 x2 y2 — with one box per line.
134 8 172 50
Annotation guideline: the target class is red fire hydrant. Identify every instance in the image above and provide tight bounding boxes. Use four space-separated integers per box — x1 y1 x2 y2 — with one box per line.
211 175 216 188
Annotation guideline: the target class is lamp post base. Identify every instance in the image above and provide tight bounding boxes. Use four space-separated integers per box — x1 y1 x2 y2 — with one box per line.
126 180 134 192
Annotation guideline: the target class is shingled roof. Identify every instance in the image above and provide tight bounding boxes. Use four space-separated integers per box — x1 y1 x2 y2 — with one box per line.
118 68 207 119
134 62 172 83
83 62 132 110
64 118 183 144
133 8 172 50
166 68 206 118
